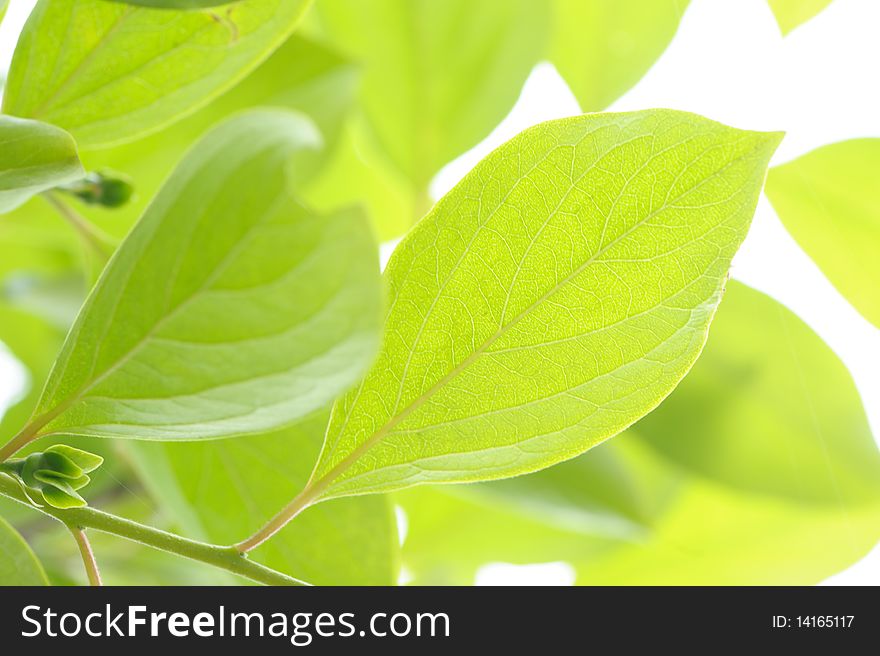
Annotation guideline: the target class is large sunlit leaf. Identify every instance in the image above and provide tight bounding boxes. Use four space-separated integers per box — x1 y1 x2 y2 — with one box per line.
25 110 382 442
3 0 311 148
767 0 833 35
130 411 399 585
0 515 48 585
303 109 782 502
550 0 689 111
0 116 83 214
766 139 880 328
315 0 550 223
400 283 880 584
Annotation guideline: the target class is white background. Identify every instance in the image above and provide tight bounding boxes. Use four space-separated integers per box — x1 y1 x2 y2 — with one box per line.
1 0 879 585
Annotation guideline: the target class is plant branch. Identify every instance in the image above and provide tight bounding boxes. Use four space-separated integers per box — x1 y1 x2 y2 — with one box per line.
0 475 308 586
42 192 116 260
68 525 103 586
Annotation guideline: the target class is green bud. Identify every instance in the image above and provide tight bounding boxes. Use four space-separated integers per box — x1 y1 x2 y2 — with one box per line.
0 445 103 509
61 171 134 208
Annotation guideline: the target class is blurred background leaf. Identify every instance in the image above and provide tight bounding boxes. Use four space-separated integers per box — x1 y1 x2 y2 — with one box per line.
1 33 359 243
312 0 551 227
0 515 48 584
129 411 400 585
549 0 688 111
766 0 833 34
399 283 880 584
766 139 880 329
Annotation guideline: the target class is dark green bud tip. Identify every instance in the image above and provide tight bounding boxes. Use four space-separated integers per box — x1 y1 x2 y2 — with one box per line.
62 171 134 208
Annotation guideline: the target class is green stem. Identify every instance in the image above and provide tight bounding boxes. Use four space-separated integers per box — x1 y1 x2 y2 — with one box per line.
43 192 115 260
68 525 103 586
0 475 308 586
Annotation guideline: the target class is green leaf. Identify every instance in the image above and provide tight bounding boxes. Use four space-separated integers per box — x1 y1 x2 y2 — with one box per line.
129 411 399 585
766 139 880 328
0 515 48 584
3 0 312 148
550 0 689 111
0 116 84 214
27 109 382 442
303 118 414 241
305 109 782 501
767 0 833 34
1 33 359 250
400 283 880 584
633 282 880 504
0 0 8 24
108 1 244 8
315 0 550 210
0 213 83 285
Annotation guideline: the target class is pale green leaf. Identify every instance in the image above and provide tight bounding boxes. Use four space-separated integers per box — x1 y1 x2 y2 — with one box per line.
0 116 84 214
305 109 782 501
109 1 242 8
0 515 48 584
129 411 399 585
27 110 382 442
633 281 880 504
767 0 833 34
315 0 550 214
766 139 880 328
550 0 689 111
0 34 357 266
0 0 8 24
302 117 414 241
400 283 880 585
69 34 356 242
0 212 82 284
3 0 311 148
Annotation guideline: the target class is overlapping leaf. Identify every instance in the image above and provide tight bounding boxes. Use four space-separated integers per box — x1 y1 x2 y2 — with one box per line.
550 0 689 111
400 283 880 584
767 0 833 34
315 0 549 222
130 411 399 585
23 110 382 442
303 109 782 501
0 116 83 214
766 139 880 328
0 515 48 584
3 0 311 147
